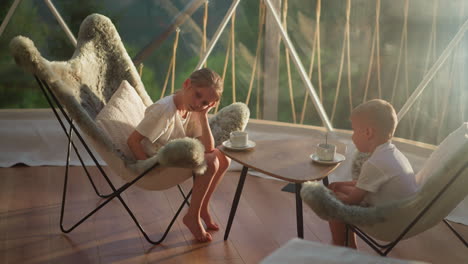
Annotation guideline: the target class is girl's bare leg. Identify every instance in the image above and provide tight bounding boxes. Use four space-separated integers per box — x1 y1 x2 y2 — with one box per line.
200 149 231 230
183 152 219 242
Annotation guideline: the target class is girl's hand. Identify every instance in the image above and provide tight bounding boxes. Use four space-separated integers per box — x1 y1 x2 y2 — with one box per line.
200 101 217 116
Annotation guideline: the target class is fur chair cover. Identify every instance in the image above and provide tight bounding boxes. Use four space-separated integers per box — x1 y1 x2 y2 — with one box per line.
10 13 249 190
209 102 250 147
301 123 468 241
301 181 390 226
351 151 371 180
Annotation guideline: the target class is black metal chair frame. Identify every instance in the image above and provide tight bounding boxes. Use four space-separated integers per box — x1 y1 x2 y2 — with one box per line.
345 162 468 256
35 76 193 245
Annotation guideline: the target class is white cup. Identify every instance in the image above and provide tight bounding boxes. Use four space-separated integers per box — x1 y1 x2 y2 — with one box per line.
230 131 248 148
316 143 336 161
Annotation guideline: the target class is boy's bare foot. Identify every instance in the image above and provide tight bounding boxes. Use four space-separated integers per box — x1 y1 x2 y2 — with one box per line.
183 214 213 242
201 211 219 230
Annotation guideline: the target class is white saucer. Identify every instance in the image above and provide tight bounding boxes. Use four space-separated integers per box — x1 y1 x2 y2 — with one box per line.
222 140 256 151
310 153 346 165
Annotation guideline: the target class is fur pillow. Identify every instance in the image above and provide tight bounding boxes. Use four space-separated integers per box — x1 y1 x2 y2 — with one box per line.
95 80 146 160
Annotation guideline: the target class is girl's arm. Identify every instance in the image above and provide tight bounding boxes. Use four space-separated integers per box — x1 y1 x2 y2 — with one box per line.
127 130 148 160
196 102 216 153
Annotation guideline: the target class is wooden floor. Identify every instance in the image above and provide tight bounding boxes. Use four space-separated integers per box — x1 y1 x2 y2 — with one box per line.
0 165 467 264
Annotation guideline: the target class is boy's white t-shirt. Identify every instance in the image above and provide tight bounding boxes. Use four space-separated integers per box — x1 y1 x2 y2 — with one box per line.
136 94 202 156
356 141 417 206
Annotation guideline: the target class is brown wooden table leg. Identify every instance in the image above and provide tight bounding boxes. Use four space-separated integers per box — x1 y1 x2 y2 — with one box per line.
322 176 329 186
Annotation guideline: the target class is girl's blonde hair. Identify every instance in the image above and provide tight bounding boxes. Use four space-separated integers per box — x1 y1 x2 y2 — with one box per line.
351 99 398 140
189 68 223 98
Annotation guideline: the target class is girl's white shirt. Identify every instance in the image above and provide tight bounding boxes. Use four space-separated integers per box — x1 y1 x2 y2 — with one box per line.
136 94 202 156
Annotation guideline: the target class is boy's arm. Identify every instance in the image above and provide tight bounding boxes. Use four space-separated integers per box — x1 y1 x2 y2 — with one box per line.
127 130 148 160
328 180 357 192
334 186 368 205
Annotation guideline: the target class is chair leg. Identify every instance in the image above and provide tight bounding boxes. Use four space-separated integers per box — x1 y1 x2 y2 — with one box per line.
59 125 73 233
59 125 192 245
348 225 387 256
295 183 304 238
444 219 468 247
38 76 190 245
67 123 113 198
345 225 349 247
36 75 112 199
60 159 193 245
177 183 191 207
140 189 193 244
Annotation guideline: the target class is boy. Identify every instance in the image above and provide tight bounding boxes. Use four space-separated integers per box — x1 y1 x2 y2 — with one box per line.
328 99 417 248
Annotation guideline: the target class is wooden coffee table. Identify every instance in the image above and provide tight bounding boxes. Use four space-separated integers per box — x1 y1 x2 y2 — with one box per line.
220 137 346 240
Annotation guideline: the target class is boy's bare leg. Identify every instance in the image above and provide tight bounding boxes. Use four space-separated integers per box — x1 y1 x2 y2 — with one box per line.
183 153 218 242
329 220 357 248
200 149 231 230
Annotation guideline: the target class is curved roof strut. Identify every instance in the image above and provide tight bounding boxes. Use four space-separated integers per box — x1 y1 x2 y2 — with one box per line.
0 0 21 38
397 19 468 121
195 0 241 70
265 0 334 132
132 0 207 66
1 0 77 47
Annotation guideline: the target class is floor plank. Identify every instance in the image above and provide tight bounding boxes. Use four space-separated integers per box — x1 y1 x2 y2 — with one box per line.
0 166 467 264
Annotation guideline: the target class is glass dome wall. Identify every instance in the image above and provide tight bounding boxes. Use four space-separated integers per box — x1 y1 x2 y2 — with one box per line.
1 0 466 145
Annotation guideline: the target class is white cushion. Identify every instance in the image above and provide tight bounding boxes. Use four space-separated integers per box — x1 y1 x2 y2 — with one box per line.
95 80 146 160
415 122 468 186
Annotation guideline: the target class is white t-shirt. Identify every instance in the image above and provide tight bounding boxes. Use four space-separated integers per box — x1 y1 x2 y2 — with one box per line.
136 95 202 156
356 142 417 206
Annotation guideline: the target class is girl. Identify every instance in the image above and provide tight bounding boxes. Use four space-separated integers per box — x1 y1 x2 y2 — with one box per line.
127 68 231 242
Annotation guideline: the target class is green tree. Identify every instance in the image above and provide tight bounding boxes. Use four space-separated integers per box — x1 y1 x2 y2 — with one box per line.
0 0 49 108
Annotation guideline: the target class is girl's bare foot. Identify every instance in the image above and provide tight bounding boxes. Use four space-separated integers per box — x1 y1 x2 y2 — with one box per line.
201 210 219 230
183 213 213 242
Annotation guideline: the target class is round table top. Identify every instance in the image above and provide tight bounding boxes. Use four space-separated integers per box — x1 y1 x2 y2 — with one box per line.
219 137 347 183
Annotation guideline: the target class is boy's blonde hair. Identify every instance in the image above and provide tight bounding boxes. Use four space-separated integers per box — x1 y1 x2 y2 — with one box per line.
351 99 397 140
189 68 223 98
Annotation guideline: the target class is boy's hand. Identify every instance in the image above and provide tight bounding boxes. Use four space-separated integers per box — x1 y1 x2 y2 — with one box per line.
328 182 338 192
328 181 357 193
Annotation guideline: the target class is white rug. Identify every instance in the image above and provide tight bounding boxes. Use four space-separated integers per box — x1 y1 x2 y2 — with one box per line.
0 109 104 167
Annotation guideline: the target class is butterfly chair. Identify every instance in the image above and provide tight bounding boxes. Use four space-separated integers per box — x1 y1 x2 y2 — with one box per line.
9 13 250 245
301 122 468 256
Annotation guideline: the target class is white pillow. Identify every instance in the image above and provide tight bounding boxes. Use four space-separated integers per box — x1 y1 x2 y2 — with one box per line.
95 80 146 160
